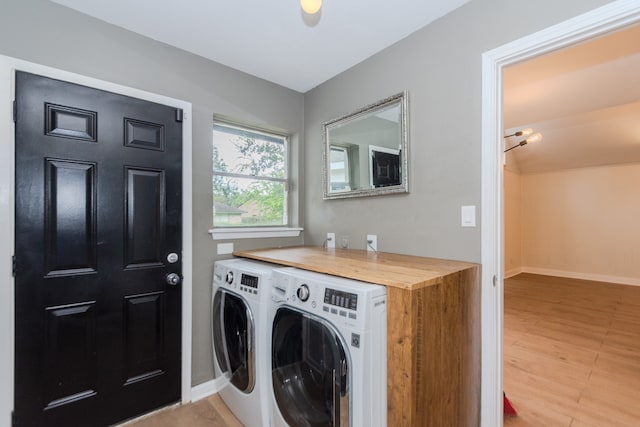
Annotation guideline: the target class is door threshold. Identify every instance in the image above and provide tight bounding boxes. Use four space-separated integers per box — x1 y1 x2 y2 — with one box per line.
116 402 182 426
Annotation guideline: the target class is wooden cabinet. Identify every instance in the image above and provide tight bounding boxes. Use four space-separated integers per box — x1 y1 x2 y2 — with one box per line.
234 246 481 427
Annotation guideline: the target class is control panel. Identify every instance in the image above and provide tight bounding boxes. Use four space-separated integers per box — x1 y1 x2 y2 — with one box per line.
239 273 259 295
324 288 358 310
241 273 259 289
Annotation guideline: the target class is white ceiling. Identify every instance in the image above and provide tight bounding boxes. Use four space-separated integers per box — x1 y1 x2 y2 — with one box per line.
50 0 470 93
47 0 639 174
503 24 640 174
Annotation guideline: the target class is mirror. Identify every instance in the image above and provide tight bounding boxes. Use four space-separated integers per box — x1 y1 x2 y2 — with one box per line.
322 92 408 199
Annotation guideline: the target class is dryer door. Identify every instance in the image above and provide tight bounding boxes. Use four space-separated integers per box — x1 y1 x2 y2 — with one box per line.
212 289 255 393
272 307 350 426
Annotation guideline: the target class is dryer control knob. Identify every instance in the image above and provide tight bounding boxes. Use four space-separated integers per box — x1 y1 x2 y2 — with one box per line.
297 284 310 302
225 271 234 284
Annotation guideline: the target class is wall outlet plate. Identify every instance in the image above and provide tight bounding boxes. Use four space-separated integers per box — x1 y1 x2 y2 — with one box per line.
326 232 335 248
367 234 377 252
217 242 234 255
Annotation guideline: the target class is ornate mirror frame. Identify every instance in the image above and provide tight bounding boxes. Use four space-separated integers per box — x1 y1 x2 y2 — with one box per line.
322 91 409 200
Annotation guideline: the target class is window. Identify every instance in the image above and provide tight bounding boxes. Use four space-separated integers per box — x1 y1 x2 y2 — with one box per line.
213 121 289 227
329 146 351 192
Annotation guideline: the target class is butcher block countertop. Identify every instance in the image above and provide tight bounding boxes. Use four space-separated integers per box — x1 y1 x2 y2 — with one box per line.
234 245 481 426
232 245 478 290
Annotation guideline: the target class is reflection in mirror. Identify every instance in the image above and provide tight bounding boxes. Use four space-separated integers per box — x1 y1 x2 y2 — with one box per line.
322 92 408 199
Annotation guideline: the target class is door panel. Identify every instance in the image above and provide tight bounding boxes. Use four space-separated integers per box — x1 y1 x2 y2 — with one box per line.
45 159 97 276
44 301 97 410
125 118 165 151
123 292 166 384
125 168 165 269
14 71 182 427
45 103 98 141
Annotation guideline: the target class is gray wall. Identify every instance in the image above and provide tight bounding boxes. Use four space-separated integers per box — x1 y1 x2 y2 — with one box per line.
303 0 613 262
1 0 615 390
0 0 305 386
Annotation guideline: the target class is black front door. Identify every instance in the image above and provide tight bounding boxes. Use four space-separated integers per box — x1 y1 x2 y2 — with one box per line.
14 71 183 426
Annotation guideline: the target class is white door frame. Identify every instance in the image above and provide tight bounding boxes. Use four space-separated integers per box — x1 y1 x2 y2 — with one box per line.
0 55 194 426
480 1 640 425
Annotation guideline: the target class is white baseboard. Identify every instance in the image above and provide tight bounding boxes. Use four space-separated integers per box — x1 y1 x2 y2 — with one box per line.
190 377 227 402
504 268 523 279
519 267 640 287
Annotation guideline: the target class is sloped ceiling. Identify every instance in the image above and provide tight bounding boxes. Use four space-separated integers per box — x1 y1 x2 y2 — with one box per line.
49 0 470 93
503 24 640 174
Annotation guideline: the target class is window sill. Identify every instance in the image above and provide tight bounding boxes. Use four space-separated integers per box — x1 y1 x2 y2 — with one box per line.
208 227 303 241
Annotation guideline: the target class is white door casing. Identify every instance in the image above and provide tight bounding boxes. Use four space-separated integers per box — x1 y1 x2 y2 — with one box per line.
0 56 194 426
480 1 640 426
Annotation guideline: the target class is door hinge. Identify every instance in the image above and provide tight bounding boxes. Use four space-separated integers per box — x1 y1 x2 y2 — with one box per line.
13 100 17 123
12 255 17 277
492 275 497 287
175 108 183 123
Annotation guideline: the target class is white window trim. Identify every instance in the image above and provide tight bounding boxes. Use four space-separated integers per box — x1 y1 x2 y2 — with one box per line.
208 227 303 240
213 118 292 230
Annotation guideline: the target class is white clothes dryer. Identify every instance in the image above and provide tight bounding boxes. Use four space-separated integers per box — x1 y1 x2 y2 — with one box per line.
212 258 276 427
269 267 387 427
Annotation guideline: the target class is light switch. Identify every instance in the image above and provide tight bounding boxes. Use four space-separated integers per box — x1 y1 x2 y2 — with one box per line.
461 205 476 227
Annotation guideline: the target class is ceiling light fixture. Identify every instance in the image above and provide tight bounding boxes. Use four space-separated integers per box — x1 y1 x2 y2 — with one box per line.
504 132 542 153
504 128 533 138
300 0 322 14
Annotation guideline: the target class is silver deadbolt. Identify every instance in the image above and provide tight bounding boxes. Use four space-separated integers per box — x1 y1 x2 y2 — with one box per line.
167 253 179 264
166 273 181 286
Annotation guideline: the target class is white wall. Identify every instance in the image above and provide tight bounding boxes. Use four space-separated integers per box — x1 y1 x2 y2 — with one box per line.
521 163 640 285
504 168 522 277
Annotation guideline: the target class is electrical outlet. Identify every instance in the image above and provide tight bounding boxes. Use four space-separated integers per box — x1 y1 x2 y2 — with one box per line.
339 235 350 249
217 242 234 255
326 232 335 248
366 235 377 252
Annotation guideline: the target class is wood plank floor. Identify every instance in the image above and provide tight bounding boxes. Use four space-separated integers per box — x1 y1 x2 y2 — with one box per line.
117 272 640 427
503 273 640 427
118 394 242 427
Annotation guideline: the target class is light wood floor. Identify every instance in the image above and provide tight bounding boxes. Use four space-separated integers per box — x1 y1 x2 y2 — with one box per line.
117 273 640 427
118 394 242 427
503 273 640 427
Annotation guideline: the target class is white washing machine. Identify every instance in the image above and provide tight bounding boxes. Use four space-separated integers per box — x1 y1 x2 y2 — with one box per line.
269 267 387 427
212 258 276 427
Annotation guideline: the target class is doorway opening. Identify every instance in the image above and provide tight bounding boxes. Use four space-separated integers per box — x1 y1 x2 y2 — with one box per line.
480 2 640 426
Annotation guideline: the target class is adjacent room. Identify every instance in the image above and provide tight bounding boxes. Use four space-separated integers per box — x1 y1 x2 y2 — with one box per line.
502 23 640 426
